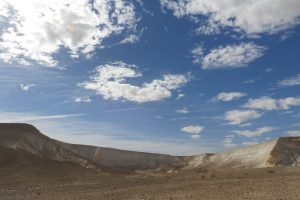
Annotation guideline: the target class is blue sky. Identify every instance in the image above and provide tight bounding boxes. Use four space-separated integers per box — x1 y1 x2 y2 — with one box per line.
0 0 300 155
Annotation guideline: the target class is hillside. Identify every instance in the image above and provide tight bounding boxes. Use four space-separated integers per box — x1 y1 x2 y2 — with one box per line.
1 123 300 172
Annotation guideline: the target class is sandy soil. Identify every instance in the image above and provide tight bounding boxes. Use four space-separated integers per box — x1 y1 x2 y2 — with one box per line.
1 167 300 200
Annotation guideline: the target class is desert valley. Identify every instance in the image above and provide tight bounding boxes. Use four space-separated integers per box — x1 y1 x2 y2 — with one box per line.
1 123 300 200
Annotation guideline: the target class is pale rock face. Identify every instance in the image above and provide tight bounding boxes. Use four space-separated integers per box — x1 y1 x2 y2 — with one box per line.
1 123 300 171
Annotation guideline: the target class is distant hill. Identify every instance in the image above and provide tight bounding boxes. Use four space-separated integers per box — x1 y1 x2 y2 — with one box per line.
187 137 300 169
0 123 186 172
1 123 300 172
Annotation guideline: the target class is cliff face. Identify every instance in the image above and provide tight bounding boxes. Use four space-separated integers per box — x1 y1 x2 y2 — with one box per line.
0 123 98 169
1 123 300 172
267 137 300 166
0 123 186 171
56 142 187 170
188 138 300 169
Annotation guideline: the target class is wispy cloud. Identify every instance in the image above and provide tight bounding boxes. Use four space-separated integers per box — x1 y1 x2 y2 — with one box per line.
278 74 300 87
223 135 237 148
74 96 92 103
213 92 247 102
0 111 85 123
235 127 275 138
104 107 141 113
176 93 185 100
176 107 189 114
20 83 35 91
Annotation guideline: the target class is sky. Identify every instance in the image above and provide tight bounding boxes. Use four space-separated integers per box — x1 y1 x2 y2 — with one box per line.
0 0 300 155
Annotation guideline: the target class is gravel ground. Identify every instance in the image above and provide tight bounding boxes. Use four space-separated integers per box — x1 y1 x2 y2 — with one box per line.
1 167 300 200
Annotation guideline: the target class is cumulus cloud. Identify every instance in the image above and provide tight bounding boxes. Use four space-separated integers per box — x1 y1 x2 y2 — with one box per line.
224 109 262 125
80 62 190 103
201 43 267 70
161 0 300 36
235 127 275 138
20 83 35 91
278 74 300 87
0 0 139 67
74 96 92 103
176 107 189 114
181 125 204 139
214 92 246 102
243 97 277 111
244 96 300 110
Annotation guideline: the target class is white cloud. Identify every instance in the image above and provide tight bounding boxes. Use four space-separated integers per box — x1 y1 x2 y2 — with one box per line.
224 109 262 125
191 44 204 64
120 34 141 44
244 77 261 84
0 0 138 67
239 123 252 127
265 68 273 73
279 97 300 110
235 127 275 138
191 134 200 139
74 96 92 103
202 43 267 70
80 61 190 103
214 92 246 102
181 125 204 136
176 107 189 114
244 96 300 110
286 130 300 137
195 19 220 35
278 74 300 87
0 111 84 123
161 0 300 36
120 28 145 44
243 97 278 111
176 93 185 100
20 83 35 91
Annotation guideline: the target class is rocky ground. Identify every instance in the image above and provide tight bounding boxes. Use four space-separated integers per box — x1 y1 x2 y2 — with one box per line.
1 167 300 200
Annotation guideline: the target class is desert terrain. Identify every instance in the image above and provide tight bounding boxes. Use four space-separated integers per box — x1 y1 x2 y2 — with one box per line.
1 166 300 200
1 123 300 200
